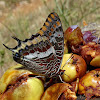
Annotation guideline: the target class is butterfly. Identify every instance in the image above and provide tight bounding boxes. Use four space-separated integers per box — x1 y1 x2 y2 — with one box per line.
3 12 64 79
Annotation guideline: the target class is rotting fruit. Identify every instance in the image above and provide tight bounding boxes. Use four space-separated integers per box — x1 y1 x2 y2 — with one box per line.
41 83 77 100
0 64 44 100
60 53 87 83
78 68 100 100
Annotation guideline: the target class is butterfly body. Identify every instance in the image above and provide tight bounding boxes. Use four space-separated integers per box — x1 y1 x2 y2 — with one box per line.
4 12 64 78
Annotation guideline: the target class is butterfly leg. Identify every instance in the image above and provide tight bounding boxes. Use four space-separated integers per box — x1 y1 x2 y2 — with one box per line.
58 75 66 83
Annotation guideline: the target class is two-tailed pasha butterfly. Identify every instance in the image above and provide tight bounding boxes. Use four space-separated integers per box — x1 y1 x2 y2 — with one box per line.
3 12 64 79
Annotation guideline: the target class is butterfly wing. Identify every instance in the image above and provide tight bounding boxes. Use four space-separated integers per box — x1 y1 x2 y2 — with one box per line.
3 12 64 78
39 12 64 76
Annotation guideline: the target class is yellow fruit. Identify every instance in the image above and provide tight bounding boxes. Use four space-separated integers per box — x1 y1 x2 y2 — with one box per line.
0 64 44 100
78 68 100 99
90 55 100 67
41 83 77 100
61 54 87 83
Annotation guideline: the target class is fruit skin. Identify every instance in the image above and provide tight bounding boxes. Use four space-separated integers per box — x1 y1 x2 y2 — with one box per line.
41 83 77 100
0 64 44 100
61 54 87 83
78 68 100 99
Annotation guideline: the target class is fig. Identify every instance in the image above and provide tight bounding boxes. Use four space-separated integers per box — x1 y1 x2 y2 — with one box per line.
78 68 100 100
41 83 77 100
60 54 87 83
0 64 44 100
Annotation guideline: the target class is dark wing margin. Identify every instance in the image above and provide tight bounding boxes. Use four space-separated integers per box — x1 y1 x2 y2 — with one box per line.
3 12 64 77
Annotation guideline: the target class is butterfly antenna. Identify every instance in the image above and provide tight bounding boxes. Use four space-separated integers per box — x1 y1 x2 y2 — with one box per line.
62 53 74 69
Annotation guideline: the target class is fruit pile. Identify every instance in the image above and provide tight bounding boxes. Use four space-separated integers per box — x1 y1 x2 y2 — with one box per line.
64 23 100 100
0 23 100 100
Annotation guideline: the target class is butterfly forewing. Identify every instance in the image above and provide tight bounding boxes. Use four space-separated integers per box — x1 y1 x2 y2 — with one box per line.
4 12 64 78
